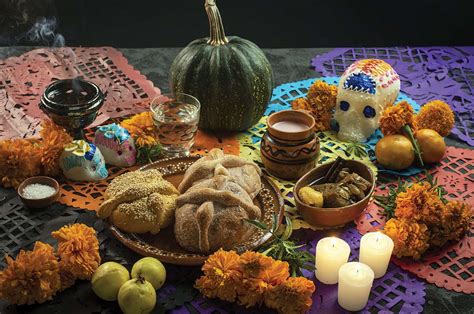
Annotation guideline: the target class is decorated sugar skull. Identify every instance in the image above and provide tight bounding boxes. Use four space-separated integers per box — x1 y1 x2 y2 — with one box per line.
60 140 108 181
335 59 400 142
94 123 136 167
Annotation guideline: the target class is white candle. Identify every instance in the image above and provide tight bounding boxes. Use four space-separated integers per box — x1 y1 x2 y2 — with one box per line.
338 262 374 311
359 232 394 278
315 237 350 284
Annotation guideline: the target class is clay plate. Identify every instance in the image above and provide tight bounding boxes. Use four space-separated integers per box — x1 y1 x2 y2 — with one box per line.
109 156 285 266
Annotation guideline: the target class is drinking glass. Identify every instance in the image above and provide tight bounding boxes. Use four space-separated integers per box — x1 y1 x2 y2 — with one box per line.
150 93 200 157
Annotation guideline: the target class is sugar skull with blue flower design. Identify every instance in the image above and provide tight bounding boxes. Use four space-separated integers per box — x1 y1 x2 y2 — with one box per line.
60 140 108 181
335 59 400 142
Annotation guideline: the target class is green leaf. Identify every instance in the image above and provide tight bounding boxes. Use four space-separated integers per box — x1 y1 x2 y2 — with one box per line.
244 218 268 230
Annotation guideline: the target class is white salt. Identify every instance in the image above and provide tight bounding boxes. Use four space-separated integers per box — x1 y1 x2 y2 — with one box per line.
22 183 56 199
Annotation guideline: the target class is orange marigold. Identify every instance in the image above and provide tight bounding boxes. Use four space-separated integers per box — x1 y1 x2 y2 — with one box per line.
384 218 430 259
236 278 268 308
120 111 158 147
39 120 72 176
260 258 290 286
307 80 337 110
394 182 444 225
379 101 417 136
0 242 61 305
442 201 472 242
415 100 454 136
291 98 311 111
195 249 242 302
264 277 316 314
238 251 274 279
0 139 42 188
51 224 101 280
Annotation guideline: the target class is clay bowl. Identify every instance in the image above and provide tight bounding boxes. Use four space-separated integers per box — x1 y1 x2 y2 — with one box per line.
294 160 375 228
17 176 60 209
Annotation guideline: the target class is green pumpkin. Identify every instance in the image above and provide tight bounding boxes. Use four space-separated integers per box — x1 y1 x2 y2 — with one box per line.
169 0 273 131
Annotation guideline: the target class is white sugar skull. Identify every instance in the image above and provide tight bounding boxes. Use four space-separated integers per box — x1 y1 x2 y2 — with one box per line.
335 59 400 142
94 123 136 167
60 140 108 181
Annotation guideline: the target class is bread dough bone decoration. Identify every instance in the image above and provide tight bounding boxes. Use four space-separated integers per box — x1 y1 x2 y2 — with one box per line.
174 149 262 254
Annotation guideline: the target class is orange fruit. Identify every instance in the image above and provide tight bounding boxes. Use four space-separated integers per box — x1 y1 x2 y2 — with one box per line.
415 129 446 163
375 135 415 170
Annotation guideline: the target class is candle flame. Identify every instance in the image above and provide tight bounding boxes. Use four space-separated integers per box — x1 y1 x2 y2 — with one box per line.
330 237 337 248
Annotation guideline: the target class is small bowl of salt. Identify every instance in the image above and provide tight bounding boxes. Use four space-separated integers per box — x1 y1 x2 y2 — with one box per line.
18 176 60 209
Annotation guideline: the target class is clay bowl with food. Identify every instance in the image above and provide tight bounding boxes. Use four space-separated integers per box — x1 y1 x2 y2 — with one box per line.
17 176 60 209
294 160 375 228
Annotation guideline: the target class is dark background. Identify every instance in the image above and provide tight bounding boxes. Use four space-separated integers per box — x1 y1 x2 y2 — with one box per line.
0 0 473 47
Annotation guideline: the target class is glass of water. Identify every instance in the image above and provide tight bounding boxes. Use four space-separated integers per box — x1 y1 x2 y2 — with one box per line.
150 92 200 157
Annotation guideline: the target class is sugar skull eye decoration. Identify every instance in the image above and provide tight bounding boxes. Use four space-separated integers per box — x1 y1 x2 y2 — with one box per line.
363 106 376 118
340 101 350 111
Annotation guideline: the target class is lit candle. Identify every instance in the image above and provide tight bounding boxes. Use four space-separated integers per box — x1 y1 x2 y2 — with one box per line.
315 237 350 284
359 232 394 278
338 262 374 311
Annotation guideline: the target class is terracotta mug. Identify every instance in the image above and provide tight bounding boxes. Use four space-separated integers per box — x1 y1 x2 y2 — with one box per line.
260 110 320 180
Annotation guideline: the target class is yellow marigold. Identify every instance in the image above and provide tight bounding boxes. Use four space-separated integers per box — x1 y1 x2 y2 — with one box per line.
51 224 101 280
39 120 73 176
238 251 274 279
120 111 158 147
195 249 242 302
0 139 42 188
415 100 454 136
394 182 444 225
0 242 61 305
291 98 311 111
379 101 417 136
384 218 430 259
264 277 316 314
307 80 337 110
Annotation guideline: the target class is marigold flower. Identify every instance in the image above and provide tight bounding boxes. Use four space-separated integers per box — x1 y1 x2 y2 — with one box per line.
440 201 472 243
39 120 73 176
394 182 445 226
195 249 242 302
51 224 101 280
379 101 417 136
0 242 61 305
415 100 454 136
291 98 311 111
307 80 337 110
264 277 316 314
291 80 337 132
260 258 290 286
384 218 430 259
0 139 42 188
238 251 274 279
120 111 158 147
236 278 268 308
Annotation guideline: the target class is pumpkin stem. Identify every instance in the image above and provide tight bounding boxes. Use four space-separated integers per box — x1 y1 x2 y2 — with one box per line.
205 0 229 45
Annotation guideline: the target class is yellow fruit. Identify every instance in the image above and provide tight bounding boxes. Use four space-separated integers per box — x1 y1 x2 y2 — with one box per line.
415 129 446 163
131 257 166 290
375 135 415 170
298 186 324 207
118 278 156 314
92 262 130 301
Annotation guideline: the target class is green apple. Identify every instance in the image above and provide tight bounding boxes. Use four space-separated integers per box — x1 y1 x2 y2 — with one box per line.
118 278 156 314
91 261 130 301
131 257 166 290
